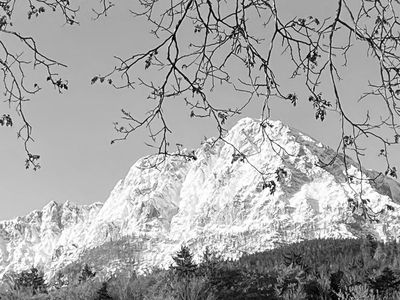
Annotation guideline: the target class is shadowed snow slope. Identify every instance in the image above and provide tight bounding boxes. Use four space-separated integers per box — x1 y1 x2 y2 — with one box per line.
1 118 400 280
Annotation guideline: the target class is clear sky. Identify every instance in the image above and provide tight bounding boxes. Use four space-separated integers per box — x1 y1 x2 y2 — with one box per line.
1 1 399 220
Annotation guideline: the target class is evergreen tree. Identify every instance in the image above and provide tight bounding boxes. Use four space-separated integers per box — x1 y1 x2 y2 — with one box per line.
361 234 378 261
78 263 96 283
31 267 47 295
14 267 47 295
329 270 346 300
171 245 197 278
368 267 400 298
95 282 113 300
198 246 222 277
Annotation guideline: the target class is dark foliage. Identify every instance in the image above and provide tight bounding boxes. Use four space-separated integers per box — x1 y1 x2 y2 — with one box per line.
303 279 324 300
6 237 400 299
368 267 400 298
330 270 346 300
14 267 47 295
95 282 113 300
170 245 197 279
78 263 96 283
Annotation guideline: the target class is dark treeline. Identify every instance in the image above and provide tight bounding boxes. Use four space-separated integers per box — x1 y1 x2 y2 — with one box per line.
2 237 400 299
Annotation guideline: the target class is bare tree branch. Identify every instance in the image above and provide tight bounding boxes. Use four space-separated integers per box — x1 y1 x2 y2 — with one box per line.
92 0 400 218
0 0 76 169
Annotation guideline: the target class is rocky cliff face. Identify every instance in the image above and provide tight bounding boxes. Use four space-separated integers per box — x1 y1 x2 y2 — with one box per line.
1 118 399 280
0 201 102 277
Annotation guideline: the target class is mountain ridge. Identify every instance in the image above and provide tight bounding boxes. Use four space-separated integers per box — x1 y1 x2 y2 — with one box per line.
1 117 399 281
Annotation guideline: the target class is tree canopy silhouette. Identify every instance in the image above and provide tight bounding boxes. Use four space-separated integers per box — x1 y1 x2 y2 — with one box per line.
1 0 399 204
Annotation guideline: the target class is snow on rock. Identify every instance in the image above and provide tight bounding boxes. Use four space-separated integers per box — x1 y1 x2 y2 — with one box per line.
0 201 102 278
1 117 400 280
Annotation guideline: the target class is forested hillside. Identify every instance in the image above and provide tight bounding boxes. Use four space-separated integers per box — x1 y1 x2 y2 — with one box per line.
2 237 400 299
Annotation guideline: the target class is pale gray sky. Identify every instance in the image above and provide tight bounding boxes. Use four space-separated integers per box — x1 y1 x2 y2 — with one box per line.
1 1 399 220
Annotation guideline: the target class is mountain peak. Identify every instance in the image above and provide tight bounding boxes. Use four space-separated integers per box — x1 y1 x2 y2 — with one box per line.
1 117 399 280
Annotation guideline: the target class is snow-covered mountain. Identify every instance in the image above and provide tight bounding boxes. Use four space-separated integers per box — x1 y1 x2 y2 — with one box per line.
1 118 400 280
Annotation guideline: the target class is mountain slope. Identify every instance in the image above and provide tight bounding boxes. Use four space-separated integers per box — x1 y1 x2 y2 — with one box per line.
1 118 399 280
0 201 102 277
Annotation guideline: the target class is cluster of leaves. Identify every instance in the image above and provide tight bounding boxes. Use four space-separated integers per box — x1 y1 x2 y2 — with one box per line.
385 166 398 179
257 167 288 195
46 76 69 91
343 136 354 147
4 237 400 299
308 94 332 122
231 151 246 164
0 114 12 127
25 153 41 170
91 76 112 85
286 93 298 106
27 5 46 20
261 180 277 195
